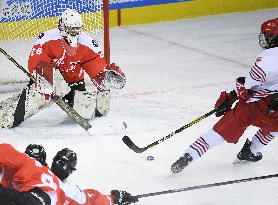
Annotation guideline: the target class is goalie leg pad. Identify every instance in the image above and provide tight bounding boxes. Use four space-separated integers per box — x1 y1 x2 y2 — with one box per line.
73 90 97 119
0 85 51 128
25 85 52 119
95 91 111 117
0 91 24 128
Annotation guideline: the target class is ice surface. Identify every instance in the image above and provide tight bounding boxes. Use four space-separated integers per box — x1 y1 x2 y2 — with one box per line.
1 8 278 205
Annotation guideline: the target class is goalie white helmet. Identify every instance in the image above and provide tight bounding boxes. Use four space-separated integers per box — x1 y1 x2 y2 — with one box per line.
58 9 83 47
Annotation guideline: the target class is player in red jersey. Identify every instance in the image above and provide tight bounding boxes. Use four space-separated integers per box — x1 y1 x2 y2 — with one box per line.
28 8 125 107
0 143 58 205
25 144 139 205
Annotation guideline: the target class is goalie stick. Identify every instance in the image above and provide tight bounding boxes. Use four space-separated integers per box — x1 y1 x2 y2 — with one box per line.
0 47 92 131
122 94 237 153
134 173 278 199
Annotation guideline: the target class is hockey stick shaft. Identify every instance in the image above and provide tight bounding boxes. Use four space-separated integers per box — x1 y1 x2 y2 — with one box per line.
145 108 215 146
122 94 237 153
0 47 92 130
122 109 216 153
0 48 36 82
135 173 278 198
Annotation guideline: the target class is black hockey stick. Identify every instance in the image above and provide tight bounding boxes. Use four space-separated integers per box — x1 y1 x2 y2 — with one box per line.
122 93 237 153
134 173 278 199
0 47 92 130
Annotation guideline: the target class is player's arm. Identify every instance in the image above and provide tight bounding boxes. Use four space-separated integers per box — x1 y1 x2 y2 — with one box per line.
28 32 53 75
0 144 26 170
28 34 56 99
238 55 269 99
85 189 138 205
81 48 126 91
85 189 115 205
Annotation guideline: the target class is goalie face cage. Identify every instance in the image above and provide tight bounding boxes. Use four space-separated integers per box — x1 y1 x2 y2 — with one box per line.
0 0 110 84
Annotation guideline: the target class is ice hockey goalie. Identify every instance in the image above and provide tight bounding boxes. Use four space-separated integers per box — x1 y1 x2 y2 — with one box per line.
0 9 126 128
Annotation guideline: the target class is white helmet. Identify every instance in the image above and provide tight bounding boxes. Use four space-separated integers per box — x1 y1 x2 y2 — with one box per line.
58 9 83 47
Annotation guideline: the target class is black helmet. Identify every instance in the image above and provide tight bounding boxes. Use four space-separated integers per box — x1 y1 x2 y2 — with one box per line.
25 144 47 166
51 148 77 181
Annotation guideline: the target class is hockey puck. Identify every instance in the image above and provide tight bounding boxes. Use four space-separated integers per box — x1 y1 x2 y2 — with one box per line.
123 122 127 129
147 156 154 161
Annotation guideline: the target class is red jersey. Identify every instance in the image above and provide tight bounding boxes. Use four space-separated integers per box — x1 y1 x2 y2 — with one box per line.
28 29 107 83
0 144 115 205
0 144 61 204
60 180 114 205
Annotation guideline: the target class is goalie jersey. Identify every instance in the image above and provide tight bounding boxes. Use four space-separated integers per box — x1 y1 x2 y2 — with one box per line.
28 28 107 83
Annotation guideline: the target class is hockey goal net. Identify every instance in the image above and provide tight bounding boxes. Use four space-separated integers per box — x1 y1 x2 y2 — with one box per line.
0 0 110 85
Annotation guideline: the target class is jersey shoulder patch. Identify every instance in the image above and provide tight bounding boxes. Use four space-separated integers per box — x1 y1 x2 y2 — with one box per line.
36 29 62 45
79 32 102 54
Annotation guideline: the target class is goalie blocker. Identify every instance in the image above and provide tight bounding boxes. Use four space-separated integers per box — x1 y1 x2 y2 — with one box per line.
0 61 125 128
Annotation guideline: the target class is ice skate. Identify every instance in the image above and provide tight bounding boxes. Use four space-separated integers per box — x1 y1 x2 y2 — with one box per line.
171 153 193 174
233 139 262 164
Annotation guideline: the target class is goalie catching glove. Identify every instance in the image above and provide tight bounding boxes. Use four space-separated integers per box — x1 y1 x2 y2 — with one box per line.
92 63 126 91
110 190 138 205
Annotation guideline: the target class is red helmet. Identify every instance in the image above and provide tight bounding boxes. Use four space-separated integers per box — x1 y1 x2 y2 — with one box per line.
259 18 278 49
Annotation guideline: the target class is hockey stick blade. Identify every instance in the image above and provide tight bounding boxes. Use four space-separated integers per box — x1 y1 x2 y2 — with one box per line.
122 136 148 153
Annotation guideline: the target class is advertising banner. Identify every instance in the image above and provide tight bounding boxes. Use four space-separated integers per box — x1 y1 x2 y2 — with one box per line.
109 0 191 9
0 0 191 22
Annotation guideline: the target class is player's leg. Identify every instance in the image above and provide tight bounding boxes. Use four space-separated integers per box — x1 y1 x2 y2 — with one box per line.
171 129 225 173
236 129 276 162
171 102 249 173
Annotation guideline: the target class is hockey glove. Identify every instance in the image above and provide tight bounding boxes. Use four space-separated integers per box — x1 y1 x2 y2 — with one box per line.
215 90 237 117
268 93 278 115
111 190 138 205
92 63 126 91
235 77 253 101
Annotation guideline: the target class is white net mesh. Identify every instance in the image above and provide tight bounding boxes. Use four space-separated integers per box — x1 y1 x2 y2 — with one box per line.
0 0 105 84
